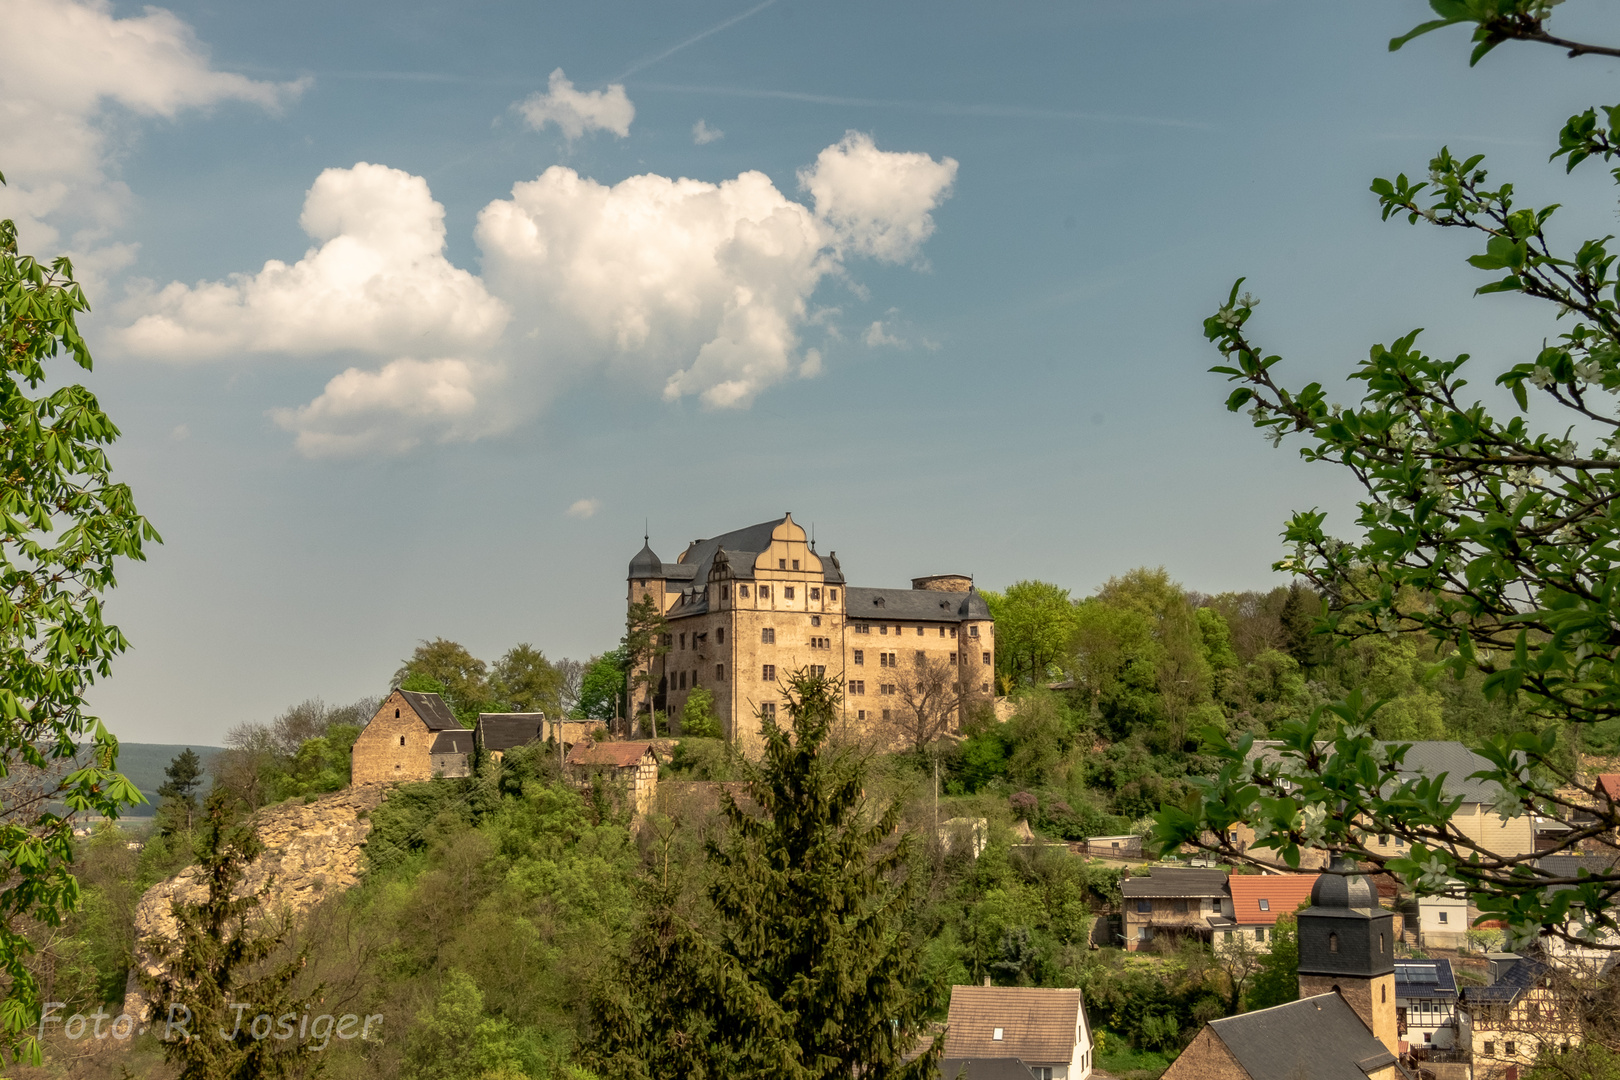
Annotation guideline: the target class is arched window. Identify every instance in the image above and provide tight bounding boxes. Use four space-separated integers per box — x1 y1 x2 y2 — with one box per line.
1381 985 1387 1003
395 708 400 718
1380 933 1386 953
1329 933 1339 953
398 735 405 746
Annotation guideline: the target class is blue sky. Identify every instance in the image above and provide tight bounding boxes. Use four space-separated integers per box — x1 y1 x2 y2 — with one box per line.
4 0 1615 743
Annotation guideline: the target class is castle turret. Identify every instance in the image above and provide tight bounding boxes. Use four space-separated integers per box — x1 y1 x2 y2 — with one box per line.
1297 855 1397 1055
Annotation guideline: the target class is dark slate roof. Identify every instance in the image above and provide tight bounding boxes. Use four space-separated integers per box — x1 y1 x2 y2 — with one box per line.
399 690 462 731
629 541 663 579
1395 959 1457 1000
1462 953 1549 1005
476 713 547 752
672 517 786 590
1208 993 1398 1080
1535 853 1620 894
847 586 991 625
1312 856 1380 909
939 1059 1037 1080
429 729 473 755
1121 867 1229 898
1246 740 1503 804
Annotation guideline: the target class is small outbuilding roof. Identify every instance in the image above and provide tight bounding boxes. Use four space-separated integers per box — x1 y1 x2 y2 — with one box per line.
1462 953 1549 1005
398 690 463 731
429 729 474 755
1121 867 1229 898
943 986 1087 1065
1205 992 1399 1080
1228 874 1318 925
476 712 548 753
1394 959 1457 1000
567 741 659 768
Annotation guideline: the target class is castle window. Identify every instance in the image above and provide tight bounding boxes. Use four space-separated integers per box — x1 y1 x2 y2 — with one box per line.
691 669 698 687
792 559 800 570
854 650 864 665
779 559 787 569
939 627 945 636
915 651 925 664
811 615 821 626
680 633 686 650
882 709 891 721
740 585 749 597
785 587 795 600
762 664 776 681
679 671 687 690
880 625 888 635
722 587 728 600
983 651 992 665
981 682 988 692
762 628 775 644
881 684 896 695
759 586 771 599
761 702 776 719
858 624 869 634
716 664 725 680
917 626 925 636
857 709 866 721
831 589 838 600
811 665 825 677
717 628 725 644
1329 933 1339 953
950 628 957 638
894 626 901 635
950 652 957 664
399 735 406 746
810 588 821 601
850 680 865 695
395 708 400 718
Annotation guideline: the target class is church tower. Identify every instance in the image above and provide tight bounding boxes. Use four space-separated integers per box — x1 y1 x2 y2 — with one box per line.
1296 855 1397 1055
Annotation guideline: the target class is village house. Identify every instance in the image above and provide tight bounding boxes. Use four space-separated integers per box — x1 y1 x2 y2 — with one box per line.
942 985 1093 1080
351 689 471 783
1460 952 1584 1077
566 740 660 815
1414 892 1468 951
627 514 996 755
1162 857 1405 1080
1210 872 1319 951
1121 867 1228 951
1394 958 1459 1058
1073 834 1142 860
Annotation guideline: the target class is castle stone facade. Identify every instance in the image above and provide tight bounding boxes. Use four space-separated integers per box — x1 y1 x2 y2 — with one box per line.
628 514 994 753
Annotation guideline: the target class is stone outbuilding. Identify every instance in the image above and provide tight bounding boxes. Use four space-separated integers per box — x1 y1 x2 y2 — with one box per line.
351 689 471 784
566 740 659 815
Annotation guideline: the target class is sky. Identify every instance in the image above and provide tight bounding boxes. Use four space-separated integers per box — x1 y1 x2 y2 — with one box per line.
3 0 1616 744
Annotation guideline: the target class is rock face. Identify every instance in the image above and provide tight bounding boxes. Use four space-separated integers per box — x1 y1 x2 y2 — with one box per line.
124 786 387 1019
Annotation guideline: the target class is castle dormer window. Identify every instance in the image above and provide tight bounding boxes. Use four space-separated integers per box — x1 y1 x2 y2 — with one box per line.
792 559 800 570
779 559 786 569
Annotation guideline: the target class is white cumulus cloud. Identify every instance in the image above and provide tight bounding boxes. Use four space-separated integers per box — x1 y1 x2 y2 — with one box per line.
692 119 724 145
121 134 957 457
515 69 634 139
864 320 904 348
120 163 509 361
566 498 601 519
799 131 958 265
0 0 304 254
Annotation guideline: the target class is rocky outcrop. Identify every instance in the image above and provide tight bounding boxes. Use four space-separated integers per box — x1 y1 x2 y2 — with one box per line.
123 786 388 1019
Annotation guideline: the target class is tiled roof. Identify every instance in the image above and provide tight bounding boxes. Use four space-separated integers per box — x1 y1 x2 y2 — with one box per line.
567 741 658 768
939 1059 1036 1080
398 690 463 731
476 712 547 752
1228 874 1318 924
943 986 1084 1064
1121 867 1229 898
1597 774 1620 802
1208 993 1397 1080
429 729 473 755
1247 739 1504 804
1394 958 1457 1000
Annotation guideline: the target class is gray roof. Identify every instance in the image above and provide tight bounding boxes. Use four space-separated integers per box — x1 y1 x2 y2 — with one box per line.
629 541 663 579
939 1060 1036 1080
476 713 548 753
1462 953 1548 1005
1121 867 1229 898
399 690 462 731
847 586 991 625
429 729 473 755
1535 853 1620 894
1395 958 1457 1000
1247 740 1504 804
672 517 786 590
1208 993 1398 1080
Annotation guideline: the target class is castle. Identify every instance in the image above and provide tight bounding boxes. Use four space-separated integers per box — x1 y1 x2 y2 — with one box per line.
627 513 995 752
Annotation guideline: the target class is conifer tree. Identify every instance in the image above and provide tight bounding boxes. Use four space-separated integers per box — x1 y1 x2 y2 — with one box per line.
139 791 323 1079
587 670 942 1079
157 748 204 834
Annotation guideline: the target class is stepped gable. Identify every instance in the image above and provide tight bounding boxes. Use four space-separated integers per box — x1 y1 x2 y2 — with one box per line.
124 785 388 1021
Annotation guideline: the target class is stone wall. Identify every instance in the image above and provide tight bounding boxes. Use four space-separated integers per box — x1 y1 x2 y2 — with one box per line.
124 785 387 1021
351 690 436 784
1161 1025 1248 1080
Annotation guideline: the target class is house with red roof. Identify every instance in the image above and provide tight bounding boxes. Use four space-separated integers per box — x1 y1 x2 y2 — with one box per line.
567 739 660 815
1209 873 1319 951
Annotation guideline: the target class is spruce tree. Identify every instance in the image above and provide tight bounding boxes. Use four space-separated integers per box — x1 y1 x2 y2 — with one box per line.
157 748 204 834
139 791 324 1079
588 670 942 1079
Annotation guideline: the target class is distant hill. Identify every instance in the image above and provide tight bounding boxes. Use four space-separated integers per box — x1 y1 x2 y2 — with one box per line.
106 742 223 817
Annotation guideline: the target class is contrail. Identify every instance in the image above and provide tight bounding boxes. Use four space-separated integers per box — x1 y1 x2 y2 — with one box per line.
635 82 1217 131
613 0 778 82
